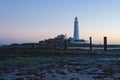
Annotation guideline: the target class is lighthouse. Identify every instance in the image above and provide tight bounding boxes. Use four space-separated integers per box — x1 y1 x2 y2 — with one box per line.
74 17 79 40
71 17 88 44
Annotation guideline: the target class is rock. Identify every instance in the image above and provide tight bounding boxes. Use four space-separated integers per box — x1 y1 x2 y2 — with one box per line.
102 68 116 75
16 78 24 80
97 64 103 67
73 66 82 72
27 70 36 75
68 62 87 66
57 69 69 75
68 62 80 65
57 62 65 67
68 68 76 73
0 68 14 74
0 70 4 75
34 72 40 76
16 70 27 76
48 69 56 73
92 75 106 79
69 78 79 80
114 77 120 80
34 72 45 79
28 76 40 80
16 69 37 76
83 68 100 75
6 68 14 73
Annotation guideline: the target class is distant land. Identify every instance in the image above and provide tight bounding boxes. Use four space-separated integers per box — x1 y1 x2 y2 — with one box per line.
0 44 4 47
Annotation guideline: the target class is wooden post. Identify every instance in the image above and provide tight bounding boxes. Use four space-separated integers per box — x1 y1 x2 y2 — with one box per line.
32 43 34 50
53 39 56 50
104 37 107 51
89 37 92 51
64 40 67 50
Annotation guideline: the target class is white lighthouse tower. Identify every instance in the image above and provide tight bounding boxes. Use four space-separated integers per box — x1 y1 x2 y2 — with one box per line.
71 17 88 44
74 17 79 40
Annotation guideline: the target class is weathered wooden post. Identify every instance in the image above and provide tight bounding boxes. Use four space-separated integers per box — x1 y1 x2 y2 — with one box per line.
104 37 107 51
89 37 92 51
53 39 56 50
64 40 67 50
32 43 34 50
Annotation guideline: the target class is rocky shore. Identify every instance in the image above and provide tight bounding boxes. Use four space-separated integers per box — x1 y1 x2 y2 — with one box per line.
0 53 120 80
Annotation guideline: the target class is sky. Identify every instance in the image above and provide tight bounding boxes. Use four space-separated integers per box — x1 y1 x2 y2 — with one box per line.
0 0 120 44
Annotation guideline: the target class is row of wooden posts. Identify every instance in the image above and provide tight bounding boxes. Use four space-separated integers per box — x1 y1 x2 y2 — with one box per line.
54 36 108 51
90 36 107 51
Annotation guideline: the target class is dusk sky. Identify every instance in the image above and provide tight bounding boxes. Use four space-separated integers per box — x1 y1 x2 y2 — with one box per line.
0 0 120 44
